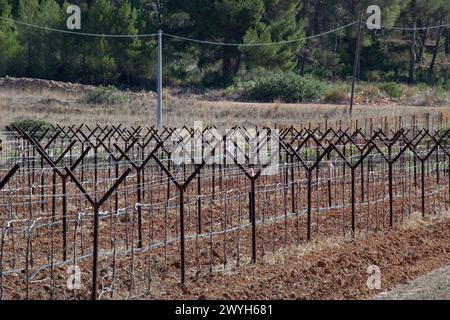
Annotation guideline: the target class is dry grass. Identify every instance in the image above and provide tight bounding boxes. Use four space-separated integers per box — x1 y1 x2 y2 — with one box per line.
376 265 450 300
0 86 448 130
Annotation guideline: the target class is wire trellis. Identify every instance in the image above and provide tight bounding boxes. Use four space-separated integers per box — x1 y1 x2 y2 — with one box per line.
0 115 449 300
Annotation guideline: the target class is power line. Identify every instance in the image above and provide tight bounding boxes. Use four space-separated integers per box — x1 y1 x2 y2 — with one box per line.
2 15 356 43
163 22 358 46
0 16 159 38
371 22 450 31
3 15 450 43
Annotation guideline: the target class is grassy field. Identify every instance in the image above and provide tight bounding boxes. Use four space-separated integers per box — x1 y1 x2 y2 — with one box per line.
0 80 449 130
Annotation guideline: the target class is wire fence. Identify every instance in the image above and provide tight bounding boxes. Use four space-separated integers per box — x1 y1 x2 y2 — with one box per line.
0 115 449 300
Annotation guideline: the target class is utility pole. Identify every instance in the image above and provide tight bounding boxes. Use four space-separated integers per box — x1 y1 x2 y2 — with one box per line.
157 29 163 129
349 13 363 116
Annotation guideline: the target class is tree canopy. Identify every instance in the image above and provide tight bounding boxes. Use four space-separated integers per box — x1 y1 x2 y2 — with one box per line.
0 0 448 88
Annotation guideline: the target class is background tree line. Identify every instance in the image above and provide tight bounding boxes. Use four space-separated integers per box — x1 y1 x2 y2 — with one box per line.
0 0 449 90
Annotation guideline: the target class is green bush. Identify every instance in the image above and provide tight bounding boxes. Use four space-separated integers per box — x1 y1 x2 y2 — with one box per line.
366 70 383 82
8 119 55 136
78 86 130 105
434 86 447 99
247 72 327 103
323 84 349 103
377 82 403 98
224 80 256 100
358 84 382 97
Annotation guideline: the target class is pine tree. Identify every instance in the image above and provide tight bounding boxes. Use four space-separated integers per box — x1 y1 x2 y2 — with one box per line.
35 0 63 79
112 1 144 85
0 0 20 75
17 0 62 78
84 0 118 84
57 1 83 81
212 0 265 84
241 0 306 73
17 0 40 76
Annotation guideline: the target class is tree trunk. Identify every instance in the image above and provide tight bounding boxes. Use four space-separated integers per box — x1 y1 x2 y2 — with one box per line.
222 46 234 86
233 53 241 75
428 16 444 83
300 55 306 76
445 28 449 54
198 46 207 69
27 41 32 76
350 0 356 16
333 33 339 81
409 30 416 84
418 19 429 65
300 0 320 76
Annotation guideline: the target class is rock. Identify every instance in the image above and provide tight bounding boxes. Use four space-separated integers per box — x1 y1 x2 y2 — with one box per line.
317 260 327 268
223 293 232 299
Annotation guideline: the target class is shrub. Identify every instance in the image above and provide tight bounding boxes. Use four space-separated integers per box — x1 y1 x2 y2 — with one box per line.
323 84 349 104
78 86 130 105
377 82 403 98
366 70 383 82
359 84 381 97
247 72 327 103
8 119 55 136
434 86 446 99
224 80 256 100
418 92 448 106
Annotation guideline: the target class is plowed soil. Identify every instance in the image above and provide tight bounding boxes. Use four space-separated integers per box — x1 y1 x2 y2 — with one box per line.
151 212 450 300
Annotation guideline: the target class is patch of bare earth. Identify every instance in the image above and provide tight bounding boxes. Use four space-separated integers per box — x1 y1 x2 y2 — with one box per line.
149 212 450 300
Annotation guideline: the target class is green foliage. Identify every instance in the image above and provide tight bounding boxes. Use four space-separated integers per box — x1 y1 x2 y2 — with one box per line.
9 118 55 136
366 71 384 83
306 49 344 80
247 72 327 103
0 0 20 74
358 83 382 97
434 86 446 98
323 84 350 104
78 86 130 105
111 1 143 83
17 0 63 78
241 0 305 71
0 0 448 90
224 80 256 100
377 82 404 98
